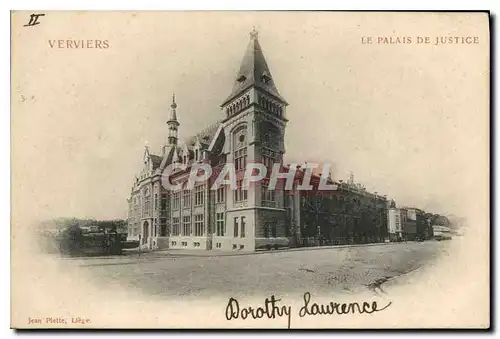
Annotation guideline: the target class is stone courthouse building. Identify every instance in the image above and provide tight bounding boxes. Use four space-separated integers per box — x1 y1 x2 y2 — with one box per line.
127 29 291 251
127 30 389 251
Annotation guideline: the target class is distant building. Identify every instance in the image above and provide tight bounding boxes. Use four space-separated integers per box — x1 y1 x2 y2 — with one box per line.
387 207 403 242
289 172 389 247
400 207 432 241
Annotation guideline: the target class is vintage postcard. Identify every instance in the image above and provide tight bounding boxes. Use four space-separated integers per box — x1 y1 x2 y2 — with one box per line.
11 11 490 329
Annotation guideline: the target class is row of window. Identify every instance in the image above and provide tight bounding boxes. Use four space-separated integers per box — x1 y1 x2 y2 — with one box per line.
136 181 280 219
302 196 364 208
169 214 246 238
261 184 276 205
225 93 284 118
234 180 248 203
233 216 246 238
226 94 251 116
171 214 205 237
258 95 283 117
164 185 245 209
131 217 285 239
172 186 206 210
172 184 278 208
234 147 247 171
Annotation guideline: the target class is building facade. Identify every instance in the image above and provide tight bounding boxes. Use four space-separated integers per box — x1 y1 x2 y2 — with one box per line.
400 207 432 241
387 205 404 242
290 173 389 247
127 30 289 251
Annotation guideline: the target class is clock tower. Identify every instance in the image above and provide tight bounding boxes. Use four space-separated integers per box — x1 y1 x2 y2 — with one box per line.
219 28 289 250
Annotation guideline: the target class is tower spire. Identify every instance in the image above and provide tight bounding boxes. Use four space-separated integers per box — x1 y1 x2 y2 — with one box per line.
221 29 287 107
167 93 179 145
250 26 258 40
169 93 178 120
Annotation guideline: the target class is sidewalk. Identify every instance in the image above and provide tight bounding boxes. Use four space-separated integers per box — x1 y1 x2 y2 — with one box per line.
60 241 424 261
146 241 397 258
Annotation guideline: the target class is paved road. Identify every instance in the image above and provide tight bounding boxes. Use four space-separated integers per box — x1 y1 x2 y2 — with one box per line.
67 241 451 299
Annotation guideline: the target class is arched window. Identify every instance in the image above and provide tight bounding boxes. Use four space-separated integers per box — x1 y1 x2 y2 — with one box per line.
233 125 248 203
232 125 248 172
143 187 151 217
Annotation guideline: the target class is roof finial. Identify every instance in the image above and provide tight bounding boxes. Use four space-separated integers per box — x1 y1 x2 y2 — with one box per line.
250 26 258 40
171 93 177 109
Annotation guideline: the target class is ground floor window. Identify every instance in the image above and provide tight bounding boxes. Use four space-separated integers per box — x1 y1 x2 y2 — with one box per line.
216 213 225 236
183 216 191 236
172 217 180 236
240 216 246 238
194 214 204 236
234 217 239 237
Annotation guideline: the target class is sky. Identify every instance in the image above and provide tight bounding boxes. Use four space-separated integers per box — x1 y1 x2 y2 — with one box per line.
11 11 489 224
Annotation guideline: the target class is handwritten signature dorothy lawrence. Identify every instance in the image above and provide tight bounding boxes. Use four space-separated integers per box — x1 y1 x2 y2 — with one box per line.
225 292 392 328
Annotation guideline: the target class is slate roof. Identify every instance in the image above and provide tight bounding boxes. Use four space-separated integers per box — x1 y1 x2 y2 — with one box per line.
150 154 163 169
182 120 222 151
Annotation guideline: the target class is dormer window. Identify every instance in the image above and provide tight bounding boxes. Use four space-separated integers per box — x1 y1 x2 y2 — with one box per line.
261 71 271 85
237 75 247 83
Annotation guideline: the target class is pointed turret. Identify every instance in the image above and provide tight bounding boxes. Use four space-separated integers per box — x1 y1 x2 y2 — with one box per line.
222 28 287 107
167 93 179 145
